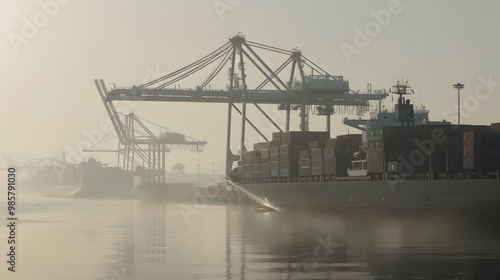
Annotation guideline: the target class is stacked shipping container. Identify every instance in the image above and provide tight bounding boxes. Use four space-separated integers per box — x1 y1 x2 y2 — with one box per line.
238 123 500 183
463 130 500 170
279 132 329 178
241 131 369 181
366 124 497 174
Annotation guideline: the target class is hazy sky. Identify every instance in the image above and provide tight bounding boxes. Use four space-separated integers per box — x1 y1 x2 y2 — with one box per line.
2 0 500 175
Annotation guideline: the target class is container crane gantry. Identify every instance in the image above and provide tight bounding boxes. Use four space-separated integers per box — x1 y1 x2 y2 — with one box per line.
95 34 388 175
93 83 207 183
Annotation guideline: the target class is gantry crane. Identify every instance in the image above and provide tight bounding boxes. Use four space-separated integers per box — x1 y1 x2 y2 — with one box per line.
93 83 207 183
96 34 388 175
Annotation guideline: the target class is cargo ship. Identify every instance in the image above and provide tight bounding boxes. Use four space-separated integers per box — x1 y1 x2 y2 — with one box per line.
32 165 81 196
228 81 500 212
69 157 135 198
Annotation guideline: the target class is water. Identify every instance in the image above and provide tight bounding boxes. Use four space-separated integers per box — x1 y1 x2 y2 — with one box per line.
1 195 500 280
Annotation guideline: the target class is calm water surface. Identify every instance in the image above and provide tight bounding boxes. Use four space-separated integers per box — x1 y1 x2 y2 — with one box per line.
1 195 500 280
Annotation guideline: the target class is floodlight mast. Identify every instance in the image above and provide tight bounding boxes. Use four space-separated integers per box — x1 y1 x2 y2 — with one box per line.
453 83 464 126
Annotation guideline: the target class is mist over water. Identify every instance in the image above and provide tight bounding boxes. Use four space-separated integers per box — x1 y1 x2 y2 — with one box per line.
2 195 500 280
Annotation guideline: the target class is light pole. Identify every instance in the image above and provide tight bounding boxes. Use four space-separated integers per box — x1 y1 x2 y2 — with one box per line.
196 164 200 187
453 83 464 126
194 151 201 187
211 161 215 185
184 166 187 183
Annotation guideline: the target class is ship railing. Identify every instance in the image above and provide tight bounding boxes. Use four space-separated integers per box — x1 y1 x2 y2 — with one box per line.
240 170 499 184
382 170 500 181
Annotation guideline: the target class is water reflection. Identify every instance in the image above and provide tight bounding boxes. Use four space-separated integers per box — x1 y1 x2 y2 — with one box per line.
105 202 500 280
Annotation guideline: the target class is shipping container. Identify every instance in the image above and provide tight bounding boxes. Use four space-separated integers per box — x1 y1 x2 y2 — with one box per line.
252 163 261 179
364 123 499 174
305 75 349 91
253 141 271 151
324 155 336 176
244 151 253 159
324 138 337 148
335 161 350 177
308 141 325 150
261 163 270 178
336 134 362 148
261 149 270 158
430 154 446 172
243 163 252 179
311 148 322 158
324 147 335 157
312 166 323 176
492 122 500 133
309 141 318 150
323 156 334 166
280 160 290 168
281 131 330 146
280 144 289 155
280 168 289 177
368 159 384 173
311 156 323 176
244 150 260 158
271 161 280 177
271 140 281 147
243 163 251 171
300 166 310 177
324 164 335 176
279 144 301 162
279 159 299 177
463 144 474 158
260 158 270 164
300 150 310 159
367 148 383 161
280 158 289 177
270 147 279 156
272 132 282 141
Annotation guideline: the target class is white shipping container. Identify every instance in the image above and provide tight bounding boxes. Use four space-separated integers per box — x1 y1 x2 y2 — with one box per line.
305 75 349 92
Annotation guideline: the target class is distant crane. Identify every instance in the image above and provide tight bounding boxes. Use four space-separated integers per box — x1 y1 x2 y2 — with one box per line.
85 95 207 184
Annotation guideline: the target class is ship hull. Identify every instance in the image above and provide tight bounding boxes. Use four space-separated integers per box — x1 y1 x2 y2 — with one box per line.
70 167 135 198
230 179 500 213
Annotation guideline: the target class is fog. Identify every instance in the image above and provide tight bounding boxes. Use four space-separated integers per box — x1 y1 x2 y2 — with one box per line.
2 0 500 174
